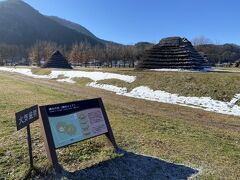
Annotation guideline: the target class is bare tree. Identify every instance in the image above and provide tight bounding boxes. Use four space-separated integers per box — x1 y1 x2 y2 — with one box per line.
192 36 212 46
43 41 58 60
69 42 93 66
28 41 58 66
0 44 27 65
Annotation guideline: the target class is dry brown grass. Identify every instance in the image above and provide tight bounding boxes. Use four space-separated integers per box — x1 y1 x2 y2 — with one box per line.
98 70 240 102
0 72 239 179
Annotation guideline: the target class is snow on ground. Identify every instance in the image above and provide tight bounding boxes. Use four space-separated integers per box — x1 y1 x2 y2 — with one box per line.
0 67 136 83
1 67 239 116
88 82 240 117
56 78 75 83
49 70 136 83
89 82 127 94
0 67 50 79
229 94 240 107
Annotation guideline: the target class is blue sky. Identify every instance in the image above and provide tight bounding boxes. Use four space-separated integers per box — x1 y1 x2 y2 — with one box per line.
24 0 240 45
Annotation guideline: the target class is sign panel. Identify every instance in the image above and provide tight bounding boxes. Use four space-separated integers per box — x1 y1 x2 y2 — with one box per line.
39 98 119 172
15 105 39 130
48 108 108 148
42 98 109 149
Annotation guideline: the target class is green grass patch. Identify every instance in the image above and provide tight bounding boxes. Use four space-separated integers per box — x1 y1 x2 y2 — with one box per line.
73 77 93 87
98 71 240 102
31 68 52 75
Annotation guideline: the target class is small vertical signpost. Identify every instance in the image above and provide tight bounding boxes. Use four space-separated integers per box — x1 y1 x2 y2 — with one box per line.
15 105 39 170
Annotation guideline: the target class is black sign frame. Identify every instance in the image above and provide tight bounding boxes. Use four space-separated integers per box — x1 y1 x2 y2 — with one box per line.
39 98 119 173
15 105 39 131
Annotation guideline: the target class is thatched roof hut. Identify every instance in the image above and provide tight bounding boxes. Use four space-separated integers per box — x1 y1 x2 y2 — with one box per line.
137 37 206 69
42 50 72 69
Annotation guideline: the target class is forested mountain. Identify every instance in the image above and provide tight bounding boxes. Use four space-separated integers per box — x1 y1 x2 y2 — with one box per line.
0 0 103 46
195 44 240 65
48 16 97 39
48 16 121 46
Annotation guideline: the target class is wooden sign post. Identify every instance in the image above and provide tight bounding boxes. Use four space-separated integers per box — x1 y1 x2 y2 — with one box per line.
15 105 39 169
39 98 120 173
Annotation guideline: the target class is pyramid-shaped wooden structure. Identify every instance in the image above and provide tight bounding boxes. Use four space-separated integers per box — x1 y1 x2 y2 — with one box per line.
42 50 72 69
137 37 205 69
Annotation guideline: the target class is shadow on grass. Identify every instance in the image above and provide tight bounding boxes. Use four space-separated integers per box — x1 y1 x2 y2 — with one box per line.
32 151 199 180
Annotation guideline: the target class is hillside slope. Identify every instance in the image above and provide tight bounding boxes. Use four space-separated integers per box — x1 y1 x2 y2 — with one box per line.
49 15 121 46
196 43 240 65
0 0 102 46
48 16 97 39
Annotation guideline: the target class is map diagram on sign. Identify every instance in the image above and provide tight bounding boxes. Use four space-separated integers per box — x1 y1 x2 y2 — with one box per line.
48 108 108 148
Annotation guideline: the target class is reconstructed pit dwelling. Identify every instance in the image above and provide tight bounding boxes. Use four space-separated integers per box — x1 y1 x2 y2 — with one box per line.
138 37 206 69
42 50 72 69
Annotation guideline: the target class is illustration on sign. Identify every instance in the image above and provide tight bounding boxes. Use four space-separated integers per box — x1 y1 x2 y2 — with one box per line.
39 98 119 172
48 108 108 148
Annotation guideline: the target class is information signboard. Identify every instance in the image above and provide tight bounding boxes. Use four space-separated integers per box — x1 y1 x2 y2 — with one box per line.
39 98 118 172
48 107 108 148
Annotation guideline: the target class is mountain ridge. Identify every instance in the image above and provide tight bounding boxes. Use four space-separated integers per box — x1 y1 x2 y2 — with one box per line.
48 16 122 46
0 0 105 46
48 16 97 39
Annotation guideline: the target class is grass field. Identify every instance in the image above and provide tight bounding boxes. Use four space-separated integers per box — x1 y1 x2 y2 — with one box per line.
31 67 240 102
99 71 240 101
0 69 240 179
31 68 52 75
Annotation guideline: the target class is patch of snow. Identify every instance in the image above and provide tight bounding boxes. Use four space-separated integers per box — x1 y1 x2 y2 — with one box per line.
89 83 240 117
88 82 127 94
56 78 75 83
49 70 136 83
0 67 50 79
0 67 136 83
229 94 240 107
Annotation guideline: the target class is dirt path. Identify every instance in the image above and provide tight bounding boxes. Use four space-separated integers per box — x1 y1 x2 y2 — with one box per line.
1 71 240 131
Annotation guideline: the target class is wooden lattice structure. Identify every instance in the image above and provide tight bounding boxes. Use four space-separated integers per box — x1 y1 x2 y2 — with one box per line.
137 37 206 69
42 51 72 69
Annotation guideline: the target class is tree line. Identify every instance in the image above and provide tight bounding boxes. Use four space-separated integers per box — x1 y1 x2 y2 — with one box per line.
0 41 153 67
2 38 239 67
195 44 240 65
191 36 240 65
0 44 27 65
